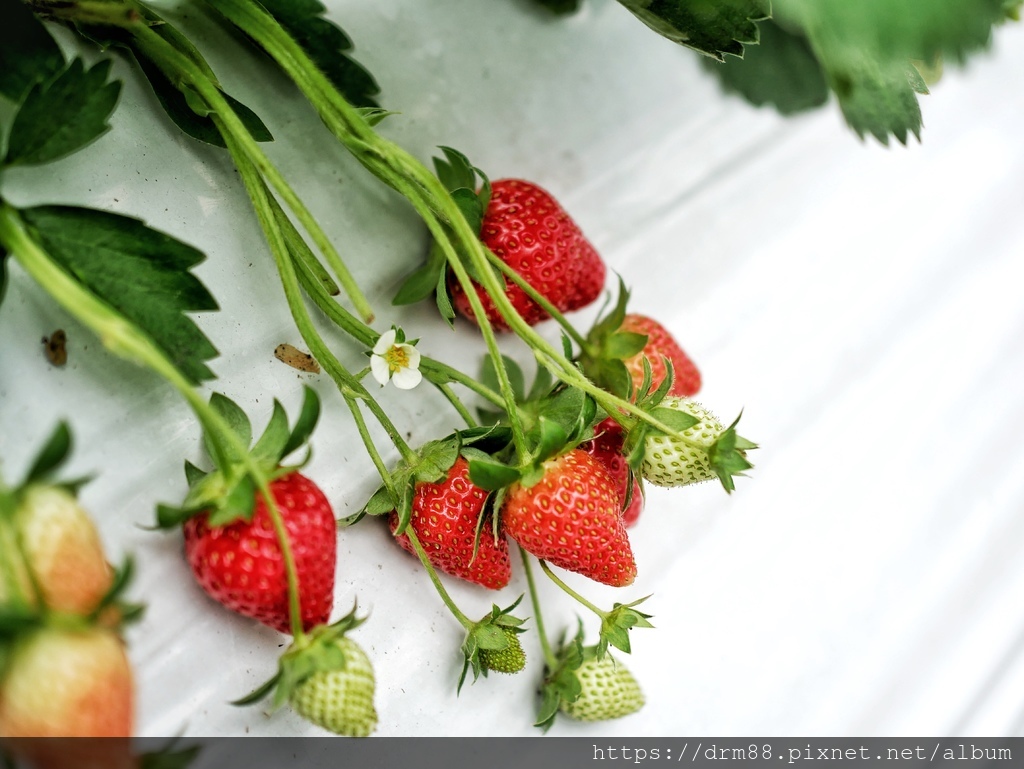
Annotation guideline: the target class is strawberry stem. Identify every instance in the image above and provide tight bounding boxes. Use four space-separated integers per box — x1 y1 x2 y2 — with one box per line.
538 560 606 620
404 528 473 630
127 15 375 324
520 548 558 670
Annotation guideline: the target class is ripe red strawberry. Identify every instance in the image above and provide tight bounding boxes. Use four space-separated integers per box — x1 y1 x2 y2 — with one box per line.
183 471 336 635
579 418 644 528
389 457 511 590
1 485 113 615
501 449 636 587
620 314 701 397
0 626 133 738
449 179 605 331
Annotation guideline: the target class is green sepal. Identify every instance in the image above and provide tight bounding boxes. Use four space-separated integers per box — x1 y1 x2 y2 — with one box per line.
4 58 121 168
89 556 146 628
232 605 367 709
392 242 446 306
466 453 522 492
411 436 461 484
535 622 586 732
204 393 253 465
597 596 654 657
250 400 290 465
533 417 570 465
480 354 527 404
458 597 527 692
707 412 756 493
23 421 72 486
281 386 321 458
649 406 700 433
0 0 65 104
580 276 640 398
183 460 208 488
361 485 396 517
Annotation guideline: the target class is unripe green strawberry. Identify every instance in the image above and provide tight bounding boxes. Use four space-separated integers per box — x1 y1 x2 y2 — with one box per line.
479 626 526 674
0 485 113 615
0 626 134 737
642 397 722 487
288 635 378 737
560 650 644 722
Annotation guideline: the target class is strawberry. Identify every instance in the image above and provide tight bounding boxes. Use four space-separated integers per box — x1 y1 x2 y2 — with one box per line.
580 418 644 527
449 178 606 331
559 647 645 722
159 388 337 635
183 471 336 635
478 625 526 674
501 449 636 587
620 314 701 398
0 626 133 738
640 396 755 491
288 634 377 737
388 456 511 590
2 485 113 615
234 608 376 737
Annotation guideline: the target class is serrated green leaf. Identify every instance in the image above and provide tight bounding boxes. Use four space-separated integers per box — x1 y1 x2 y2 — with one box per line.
906 62 930 95
254 0 380 108
4 58 120 167
251 400 290 465
828 56 923 145
24 421 71 485
774 0 1006 65
703 19 830 115
20 206 219 385
617 0 770 61
0 0 65 103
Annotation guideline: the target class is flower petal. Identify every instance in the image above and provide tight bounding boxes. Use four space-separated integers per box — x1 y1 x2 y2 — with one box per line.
370 354 391 386
392 366 423 390
372 329 397 355
400 344 421 370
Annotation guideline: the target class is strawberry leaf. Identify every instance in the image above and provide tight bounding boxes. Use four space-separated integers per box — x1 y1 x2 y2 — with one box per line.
533 417 570 464
616 0 770 61
3 58 120 168
480 354 527 404
23 421 71 485
0 0 65 104
248 0 380 108
20 206 219 385
827 56 923 145
702 19 829 115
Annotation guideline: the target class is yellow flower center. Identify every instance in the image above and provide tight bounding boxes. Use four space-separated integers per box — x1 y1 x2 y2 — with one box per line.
384 345 409 373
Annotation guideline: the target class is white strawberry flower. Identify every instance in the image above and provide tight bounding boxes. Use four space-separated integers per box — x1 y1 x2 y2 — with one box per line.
370 328 422 389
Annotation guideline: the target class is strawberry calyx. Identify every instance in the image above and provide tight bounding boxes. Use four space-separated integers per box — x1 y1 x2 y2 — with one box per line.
355 424 512 534
392 146 492 323
232 604 367 712
154 386 321 529
458 596 527 691
535 621 587 732
578 276 652 400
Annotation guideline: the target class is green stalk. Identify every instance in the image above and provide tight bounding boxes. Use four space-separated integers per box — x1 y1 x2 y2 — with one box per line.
127 19 375 323
539 559 607 620
405 528 473 630
520 547 557 670
0 202 307 639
